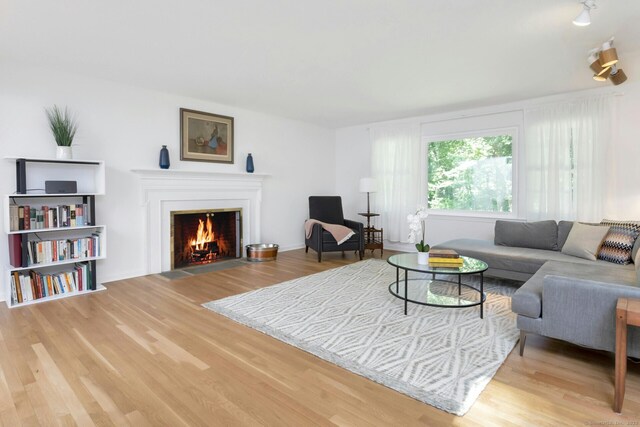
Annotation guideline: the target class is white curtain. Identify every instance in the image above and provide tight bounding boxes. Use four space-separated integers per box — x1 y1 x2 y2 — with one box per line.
371 124 420 243
525 97 612 222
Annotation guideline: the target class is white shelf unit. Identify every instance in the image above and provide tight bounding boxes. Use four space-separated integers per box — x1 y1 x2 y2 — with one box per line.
4 158 107 308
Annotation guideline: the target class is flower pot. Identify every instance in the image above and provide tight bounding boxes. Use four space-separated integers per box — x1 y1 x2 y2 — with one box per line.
417 252 429 265
56 146 73 160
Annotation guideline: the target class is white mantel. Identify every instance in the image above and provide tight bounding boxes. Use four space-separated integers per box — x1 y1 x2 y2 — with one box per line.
132 169 268 273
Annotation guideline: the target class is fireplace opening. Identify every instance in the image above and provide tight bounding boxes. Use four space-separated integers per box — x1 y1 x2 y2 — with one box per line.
171 209 242 269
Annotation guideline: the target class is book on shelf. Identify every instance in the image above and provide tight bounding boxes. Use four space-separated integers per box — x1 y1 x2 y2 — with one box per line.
8 234 22 268
9 262 94 305
8 203 90 231
429 249 459 258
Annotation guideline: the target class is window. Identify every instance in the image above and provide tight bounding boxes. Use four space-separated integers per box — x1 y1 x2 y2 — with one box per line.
425 129 515 214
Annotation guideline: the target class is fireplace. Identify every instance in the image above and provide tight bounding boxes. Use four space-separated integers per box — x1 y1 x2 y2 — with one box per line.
171 209 242 269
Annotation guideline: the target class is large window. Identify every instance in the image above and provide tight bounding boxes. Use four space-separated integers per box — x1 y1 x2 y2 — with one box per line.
425 130 515 214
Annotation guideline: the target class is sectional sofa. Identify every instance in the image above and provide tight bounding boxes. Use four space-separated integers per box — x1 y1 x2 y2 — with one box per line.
436 220 640 357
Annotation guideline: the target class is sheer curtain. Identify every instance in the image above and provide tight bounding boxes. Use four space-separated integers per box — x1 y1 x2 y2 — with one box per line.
525 96 612 222
371 124 420 243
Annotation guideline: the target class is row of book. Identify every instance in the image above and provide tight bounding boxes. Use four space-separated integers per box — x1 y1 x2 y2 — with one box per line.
10 262 95 305
428 249 463 268
9 204 91 231
23 233 102 267
8 234 101 268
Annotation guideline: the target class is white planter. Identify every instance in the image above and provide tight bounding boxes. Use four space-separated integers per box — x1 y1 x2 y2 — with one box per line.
417 252 429 265
56 146 73 160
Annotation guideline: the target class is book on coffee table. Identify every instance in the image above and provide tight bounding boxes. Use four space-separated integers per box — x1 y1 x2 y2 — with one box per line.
429 258 463 265
429 249 459 259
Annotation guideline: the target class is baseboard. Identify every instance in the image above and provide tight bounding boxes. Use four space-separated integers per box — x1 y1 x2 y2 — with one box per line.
383 241 413 252
278 243 306 252
100 268 148 285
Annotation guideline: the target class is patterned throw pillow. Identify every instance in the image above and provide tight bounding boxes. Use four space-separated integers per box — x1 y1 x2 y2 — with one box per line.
597 220 640 264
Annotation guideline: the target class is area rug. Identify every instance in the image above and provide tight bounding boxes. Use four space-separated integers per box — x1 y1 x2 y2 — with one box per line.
203 259 520 416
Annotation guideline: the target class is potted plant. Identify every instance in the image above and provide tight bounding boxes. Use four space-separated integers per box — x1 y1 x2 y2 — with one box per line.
45 105 78 159
408 206 430 264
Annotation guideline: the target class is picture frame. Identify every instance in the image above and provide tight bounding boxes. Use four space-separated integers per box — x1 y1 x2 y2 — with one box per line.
180 108 234 164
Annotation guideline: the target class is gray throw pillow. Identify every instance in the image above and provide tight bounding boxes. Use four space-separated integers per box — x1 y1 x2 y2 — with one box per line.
635 250 640 285
557 221 574 251
633 234 640 262
494 220 558 250
561 223 610 261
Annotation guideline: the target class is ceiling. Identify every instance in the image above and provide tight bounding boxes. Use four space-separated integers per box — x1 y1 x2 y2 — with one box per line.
1 0 639 128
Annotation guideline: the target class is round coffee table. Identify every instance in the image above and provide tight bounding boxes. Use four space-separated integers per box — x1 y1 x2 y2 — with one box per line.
387 253 488 318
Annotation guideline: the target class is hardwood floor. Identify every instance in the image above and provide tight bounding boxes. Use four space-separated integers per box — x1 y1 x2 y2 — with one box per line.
0 249 639 426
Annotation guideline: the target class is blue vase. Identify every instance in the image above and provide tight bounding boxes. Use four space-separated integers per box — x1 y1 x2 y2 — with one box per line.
246 153 255 173
159 145 170 169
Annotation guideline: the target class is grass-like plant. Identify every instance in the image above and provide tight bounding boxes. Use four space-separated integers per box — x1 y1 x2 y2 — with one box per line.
45 105 78 146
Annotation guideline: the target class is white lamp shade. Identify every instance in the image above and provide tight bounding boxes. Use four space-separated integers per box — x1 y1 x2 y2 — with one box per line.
573 8 590 26
359 177 377 193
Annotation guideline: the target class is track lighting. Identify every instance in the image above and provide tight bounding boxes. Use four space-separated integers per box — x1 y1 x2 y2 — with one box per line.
610 65 627 86
587 38 627 86
599 37 618 68
573 0 597 26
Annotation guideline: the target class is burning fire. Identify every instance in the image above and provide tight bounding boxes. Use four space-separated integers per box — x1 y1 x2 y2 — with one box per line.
190 216 214 250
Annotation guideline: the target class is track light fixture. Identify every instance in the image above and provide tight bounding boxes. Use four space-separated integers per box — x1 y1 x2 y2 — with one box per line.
610 65 627 86
573 0 597 26
587 37 627 86
599 37 618 68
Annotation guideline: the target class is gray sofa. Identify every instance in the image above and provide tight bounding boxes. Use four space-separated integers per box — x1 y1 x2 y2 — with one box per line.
436 220 640 357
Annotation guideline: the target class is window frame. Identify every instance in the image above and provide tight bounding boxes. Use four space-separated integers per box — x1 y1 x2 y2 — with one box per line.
421 126 519 219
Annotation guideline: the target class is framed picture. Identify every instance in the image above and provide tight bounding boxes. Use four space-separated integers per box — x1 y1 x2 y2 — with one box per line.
180 108 234 164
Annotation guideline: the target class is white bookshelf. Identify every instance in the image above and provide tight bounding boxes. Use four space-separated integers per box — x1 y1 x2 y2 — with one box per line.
4 157 107 308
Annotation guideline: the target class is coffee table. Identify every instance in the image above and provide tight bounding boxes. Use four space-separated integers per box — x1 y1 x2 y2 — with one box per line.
387 253 488 318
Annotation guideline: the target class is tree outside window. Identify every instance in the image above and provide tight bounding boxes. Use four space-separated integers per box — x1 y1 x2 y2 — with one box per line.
427 134 513 213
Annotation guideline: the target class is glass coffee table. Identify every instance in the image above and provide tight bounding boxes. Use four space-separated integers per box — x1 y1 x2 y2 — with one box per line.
387 253 489 318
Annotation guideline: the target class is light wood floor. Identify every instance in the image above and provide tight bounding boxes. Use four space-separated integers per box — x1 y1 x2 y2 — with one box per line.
0 249 639 426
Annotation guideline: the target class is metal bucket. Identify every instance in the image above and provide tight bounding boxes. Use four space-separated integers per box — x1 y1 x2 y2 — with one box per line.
246 243 279 262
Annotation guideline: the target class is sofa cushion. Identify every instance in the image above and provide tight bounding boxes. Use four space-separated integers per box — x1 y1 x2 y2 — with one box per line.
557 220 574 250
512 260 636 319
561 223 610 261
598 220 640 265
494 220 558 251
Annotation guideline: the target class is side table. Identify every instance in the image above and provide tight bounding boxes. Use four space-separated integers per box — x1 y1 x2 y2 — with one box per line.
615 298 640 413
358 212 383 257
364 227 384 256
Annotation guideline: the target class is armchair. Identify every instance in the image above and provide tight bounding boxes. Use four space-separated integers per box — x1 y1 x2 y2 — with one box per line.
305 196 364 262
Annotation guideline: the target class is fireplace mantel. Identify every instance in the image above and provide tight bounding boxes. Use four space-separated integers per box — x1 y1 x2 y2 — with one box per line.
132 169 268 273
131 169 270 181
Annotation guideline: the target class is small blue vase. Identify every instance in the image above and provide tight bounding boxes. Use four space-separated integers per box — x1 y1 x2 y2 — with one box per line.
246 153 255 173
159 145 170 169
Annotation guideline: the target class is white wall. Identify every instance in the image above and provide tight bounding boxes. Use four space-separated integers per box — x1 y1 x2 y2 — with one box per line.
336 82 640 250
0 64 336 286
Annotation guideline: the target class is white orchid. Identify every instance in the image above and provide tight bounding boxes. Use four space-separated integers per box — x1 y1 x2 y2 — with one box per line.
407 206 429 252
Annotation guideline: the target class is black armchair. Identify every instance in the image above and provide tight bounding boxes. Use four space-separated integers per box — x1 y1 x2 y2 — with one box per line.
305 196 364 262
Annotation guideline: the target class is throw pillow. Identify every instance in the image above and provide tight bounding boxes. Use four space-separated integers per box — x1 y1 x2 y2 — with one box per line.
561 223 610 261
557 220 574 251
494 220 558 250
635 250 640 286
633 235 640 263
597 220 640 265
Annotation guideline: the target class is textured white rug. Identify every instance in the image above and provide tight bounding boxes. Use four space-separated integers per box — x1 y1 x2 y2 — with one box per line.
203 259 519 415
